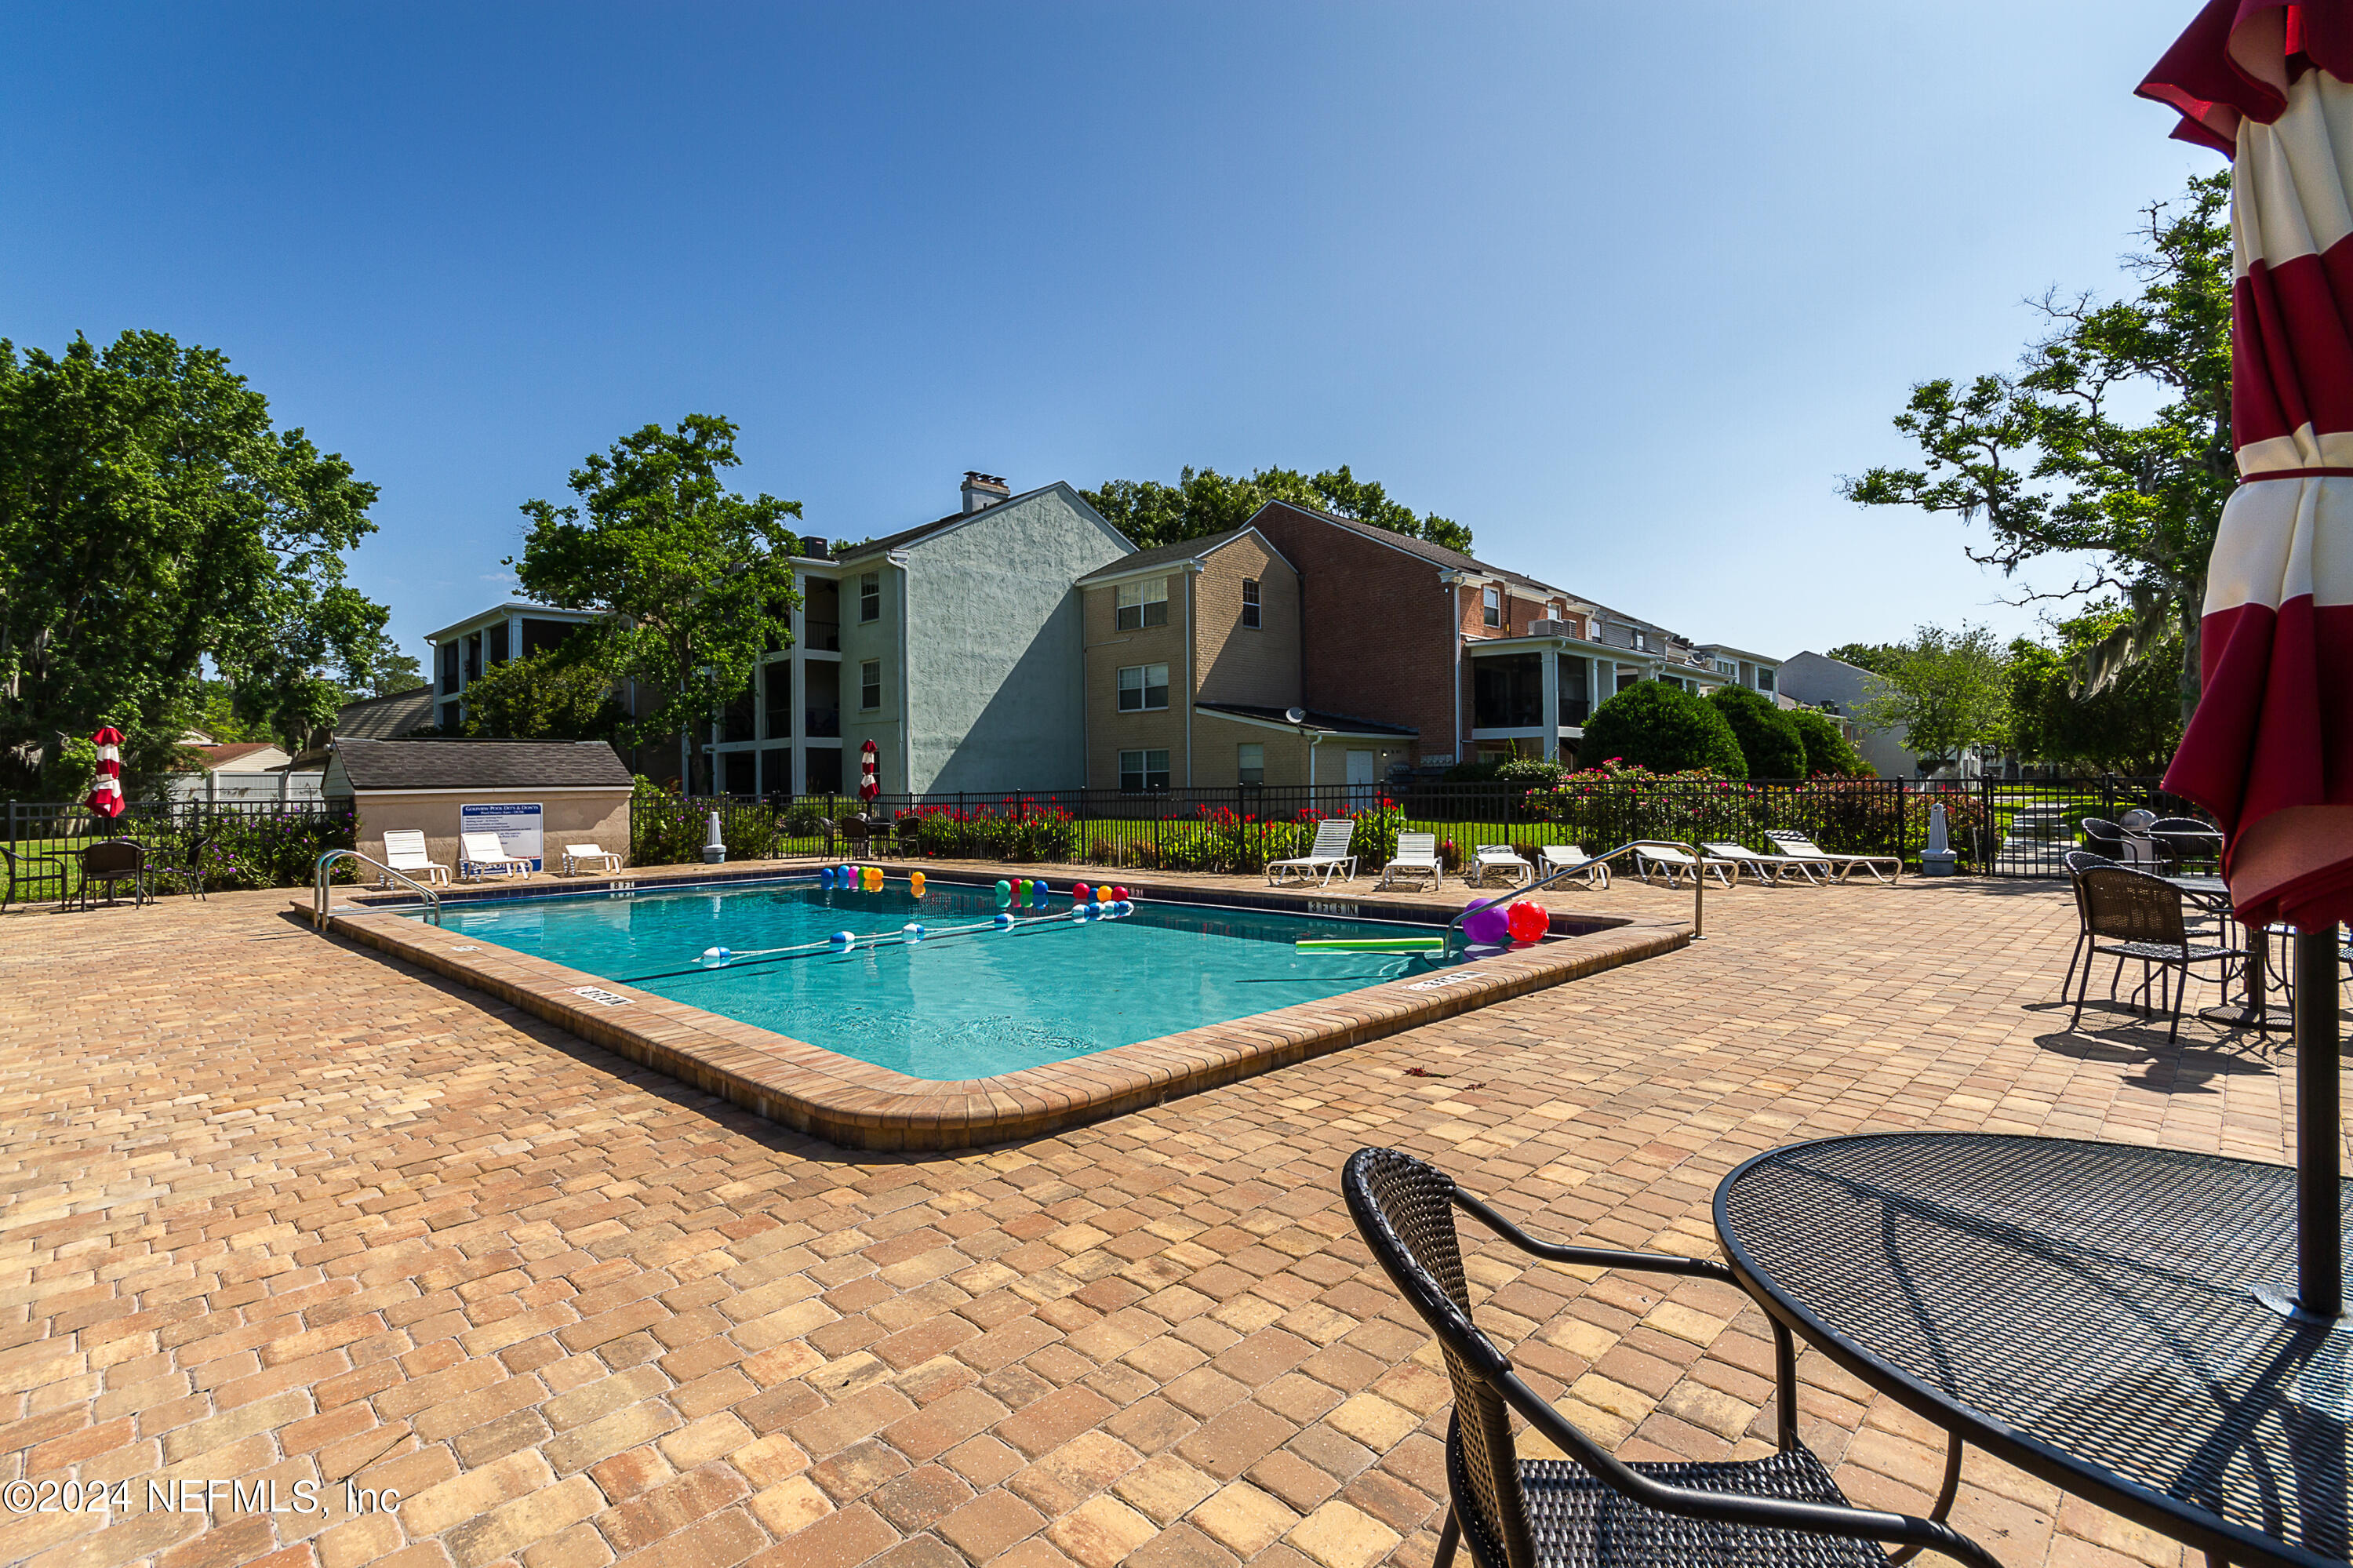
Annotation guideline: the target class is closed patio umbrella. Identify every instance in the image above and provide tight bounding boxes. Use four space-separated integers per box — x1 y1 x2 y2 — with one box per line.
2142 0 2353 1320
858 738 880 803
86 726 125 820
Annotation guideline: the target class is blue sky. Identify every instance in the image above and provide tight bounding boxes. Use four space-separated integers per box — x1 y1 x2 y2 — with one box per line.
2 2 2214 670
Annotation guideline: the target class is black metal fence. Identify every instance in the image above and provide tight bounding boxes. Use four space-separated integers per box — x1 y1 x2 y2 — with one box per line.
1 798 356 907
632 777 2217 879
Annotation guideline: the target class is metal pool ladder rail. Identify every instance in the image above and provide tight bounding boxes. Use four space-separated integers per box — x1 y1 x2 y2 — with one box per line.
313 849 442 929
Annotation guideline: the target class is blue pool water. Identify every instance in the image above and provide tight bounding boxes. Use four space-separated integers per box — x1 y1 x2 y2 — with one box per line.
422 877 1479 1079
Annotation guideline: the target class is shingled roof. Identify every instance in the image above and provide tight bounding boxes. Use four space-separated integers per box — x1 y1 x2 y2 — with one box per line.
328 738 632 792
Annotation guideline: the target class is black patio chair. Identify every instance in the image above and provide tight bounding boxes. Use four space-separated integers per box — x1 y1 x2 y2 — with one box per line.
2147 816 2223 874
1340 1148 2001 1568
1 842 72 912
150 831 215 900
2078 817 2128 860
2058 849 2119 1001
73 839 149 910
2068 867 2236 1046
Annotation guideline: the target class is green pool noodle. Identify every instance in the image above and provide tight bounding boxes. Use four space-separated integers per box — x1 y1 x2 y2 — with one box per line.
1293 937 1446 951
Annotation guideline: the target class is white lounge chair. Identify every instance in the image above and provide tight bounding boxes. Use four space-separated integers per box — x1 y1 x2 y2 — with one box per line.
1467 843 1533 888
1632 844 1733 888
562 842 624 876
1269 819 1358 886
1700 841 1824 886
1764 829 1902 885
380 829 451 888
1537 845 1609 890
1377 832 1442 891
459 831 533 881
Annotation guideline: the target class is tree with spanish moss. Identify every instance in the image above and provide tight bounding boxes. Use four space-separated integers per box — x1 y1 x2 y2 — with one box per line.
1842 172 2231 726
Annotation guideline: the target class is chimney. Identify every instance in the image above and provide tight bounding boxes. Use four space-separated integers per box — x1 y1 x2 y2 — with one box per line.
798 534 829 559
961 472 1010 513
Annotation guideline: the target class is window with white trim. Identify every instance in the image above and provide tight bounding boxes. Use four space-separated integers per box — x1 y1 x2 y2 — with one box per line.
1117 663 1169 712
1241 578 1260 628
859 659 882 711
1119 749 1170 791
1757 668 1775 693
1237 742 1264 784
859 572 880 623
1115 578 1168 631
1482 585 1502 628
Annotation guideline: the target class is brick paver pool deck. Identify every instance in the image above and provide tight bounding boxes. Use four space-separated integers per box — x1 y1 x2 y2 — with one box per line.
0 865 2332 1568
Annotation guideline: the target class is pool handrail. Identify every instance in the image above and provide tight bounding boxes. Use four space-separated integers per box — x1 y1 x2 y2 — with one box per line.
1446 839 1708 944
314 849 442 929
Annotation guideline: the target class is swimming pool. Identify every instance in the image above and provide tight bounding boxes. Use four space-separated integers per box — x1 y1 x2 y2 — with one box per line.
421 875 1481 1079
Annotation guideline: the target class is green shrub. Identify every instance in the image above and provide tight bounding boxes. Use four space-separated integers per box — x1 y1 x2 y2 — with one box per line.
630 777 779 864
1579 683 1747 778
1708 686 1807 779
1787 709 1871 777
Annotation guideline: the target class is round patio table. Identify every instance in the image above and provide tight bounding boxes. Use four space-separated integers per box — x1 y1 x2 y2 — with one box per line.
1715 1133 2352 1568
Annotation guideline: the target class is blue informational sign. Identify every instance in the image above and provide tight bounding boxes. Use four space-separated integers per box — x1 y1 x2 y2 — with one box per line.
460 802 544 871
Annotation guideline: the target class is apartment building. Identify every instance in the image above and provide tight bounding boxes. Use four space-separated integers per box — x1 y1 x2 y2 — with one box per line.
1075 526 1413 791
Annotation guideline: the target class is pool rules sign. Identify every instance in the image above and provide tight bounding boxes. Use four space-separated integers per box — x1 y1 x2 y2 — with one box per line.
461 802 544 871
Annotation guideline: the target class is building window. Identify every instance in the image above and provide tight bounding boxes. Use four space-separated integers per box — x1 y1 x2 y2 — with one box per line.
1237 743 1264 784
1715 658 1737 676
1117 664 1169 712
1241 579 1260 628
1482 586 1502 628
860 659 882 711
1120 749 1171 791
1115 578 1169 631
859 572 880 623
1757 668 1775 693
764 661 792 740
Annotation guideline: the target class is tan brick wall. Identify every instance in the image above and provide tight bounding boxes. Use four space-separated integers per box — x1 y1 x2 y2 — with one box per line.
1193 535 1300 710
1193 711 1311 788
1082 575 1189 788
351 790 632 875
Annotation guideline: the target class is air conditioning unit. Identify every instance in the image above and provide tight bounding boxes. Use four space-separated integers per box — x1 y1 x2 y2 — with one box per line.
1529 618 1575 637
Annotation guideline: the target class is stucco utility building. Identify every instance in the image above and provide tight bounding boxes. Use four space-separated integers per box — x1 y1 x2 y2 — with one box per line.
325 738 633 875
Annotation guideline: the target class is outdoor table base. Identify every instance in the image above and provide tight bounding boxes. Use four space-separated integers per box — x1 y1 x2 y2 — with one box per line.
2167 875 2291 1035
1717 1133 2351 1568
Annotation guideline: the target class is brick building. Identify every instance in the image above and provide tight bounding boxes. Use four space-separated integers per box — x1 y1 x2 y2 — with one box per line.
1075 526 1413 791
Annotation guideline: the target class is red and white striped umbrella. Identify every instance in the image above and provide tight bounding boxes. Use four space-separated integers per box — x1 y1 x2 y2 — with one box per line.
858 739 880 802
2144 0 2353 934
2141 0 2352 1319
87 726 125 819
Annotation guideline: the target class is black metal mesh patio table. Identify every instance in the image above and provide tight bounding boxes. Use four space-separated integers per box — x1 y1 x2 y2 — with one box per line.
1715 1133 2351 1568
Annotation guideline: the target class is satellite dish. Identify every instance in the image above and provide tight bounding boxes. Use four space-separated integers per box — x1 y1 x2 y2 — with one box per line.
1285 706 1307 725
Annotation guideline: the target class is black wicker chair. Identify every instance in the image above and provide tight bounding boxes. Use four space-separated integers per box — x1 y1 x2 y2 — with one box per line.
2058 849 2120 1002
2146 816 2222 874
1341 1148 2001 1568
1 842 71 912
2078 817 2128 860
2068 867 2236 1045
150 831 216 900
73 839 149 910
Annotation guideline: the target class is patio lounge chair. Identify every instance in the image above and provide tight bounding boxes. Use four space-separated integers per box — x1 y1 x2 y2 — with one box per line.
1763 829 1902 885
1268 819 1357 886
458 831 533 881
1632 844 1732 888
1537 844 1609 890
1467 843 1533 889
562 842 624 876
1377 832 1442 891
1341 1147 2002 1568
1701 841 1823 886
381 829 452 888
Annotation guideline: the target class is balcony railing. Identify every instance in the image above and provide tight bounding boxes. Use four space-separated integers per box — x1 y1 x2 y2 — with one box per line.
804 619 841 653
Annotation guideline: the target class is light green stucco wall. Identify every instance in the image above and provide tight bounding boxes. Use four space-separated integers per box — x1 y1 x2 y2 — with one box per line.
904 486 1130 794
838 564 900 794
